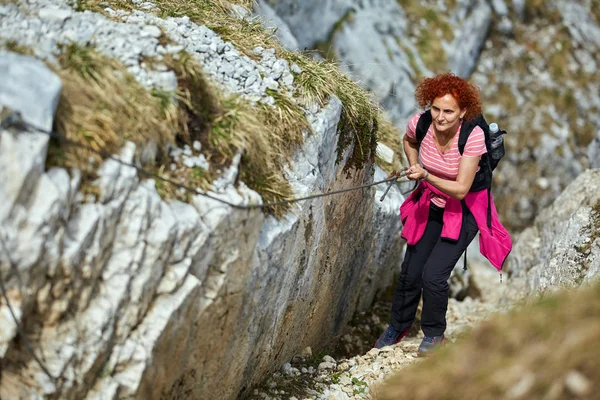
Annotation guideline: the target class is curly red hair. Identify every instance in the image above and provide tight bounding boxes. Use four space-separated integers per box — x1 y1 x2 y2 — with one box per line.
414 73 482 121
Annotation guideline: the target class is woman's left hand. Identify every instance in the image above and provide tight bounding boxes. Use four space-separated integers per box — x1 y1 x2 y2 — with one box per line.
406 164 427 181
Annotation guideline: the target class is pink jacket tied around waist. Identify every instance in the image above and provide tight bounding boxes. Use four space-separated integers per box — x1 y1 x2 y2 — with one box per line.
400 181 512 271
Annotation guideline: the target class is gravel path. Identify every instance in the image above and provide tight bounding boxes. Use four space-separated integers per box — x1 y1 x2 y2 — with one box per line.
247 257 524 400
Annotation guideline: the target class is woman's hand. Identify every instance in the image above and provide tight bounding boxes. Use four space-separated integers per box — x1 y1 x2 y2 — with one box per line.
406 164 427 181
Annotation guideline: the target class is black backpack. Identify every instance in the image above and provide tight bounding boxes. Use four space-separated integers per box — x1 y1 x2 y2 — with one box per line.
415 109 507 228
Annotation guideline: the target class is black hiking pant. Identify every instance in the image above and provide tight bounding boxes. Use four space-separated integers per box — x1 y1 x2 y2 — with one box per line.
391 202 478 337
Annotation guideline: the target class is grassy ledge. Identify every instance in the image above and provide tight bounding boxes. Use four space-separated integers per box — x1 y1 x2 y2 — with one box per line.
11 0 404 215
89 0 403 171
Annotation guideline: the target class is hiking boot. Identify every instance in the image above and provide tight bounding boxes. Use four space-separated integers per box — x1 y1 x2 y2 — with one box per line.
417 335 446 356
374 325 410 349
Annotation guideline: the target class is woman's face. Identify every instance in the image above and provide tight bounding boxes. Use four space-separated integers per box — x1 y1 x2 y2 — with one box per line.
431 94 466 135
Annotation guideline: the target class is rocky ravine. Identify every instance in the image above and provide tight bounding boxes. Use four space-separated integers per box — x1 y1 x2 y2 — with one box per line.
1 1 599 399
247 169 600 400
0 1 407 399
247 259 514 400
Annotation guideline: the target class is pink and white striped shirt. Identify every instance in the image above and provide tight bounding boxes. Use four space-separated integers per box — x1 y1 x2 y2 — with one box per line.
406 112 487 208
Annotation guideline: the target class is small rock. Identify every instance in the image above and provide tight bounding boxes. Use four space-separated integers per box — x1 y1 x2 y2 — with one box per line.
565 370 591 396
141 25 162 38
301 347 312 358
536 177 550 190
166 44 185 54
337 362 349 371
281 362 292 375
366 348 380 357
263 76 279 90
322 355 336 364
281 73 294 86
38 7 72 23
318 362 336 371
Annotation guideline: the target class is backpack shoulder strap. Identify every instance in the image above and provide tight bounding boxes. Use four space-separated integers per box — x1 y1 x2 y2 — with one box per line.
415 110 432 145
458 114 489 155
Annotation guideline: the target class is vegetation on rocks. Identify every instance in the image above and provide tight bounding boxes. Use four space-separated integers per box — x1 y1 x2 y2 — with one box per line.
375 279 600 400
47 43 184 196
396 0 455 74
46 0 403 214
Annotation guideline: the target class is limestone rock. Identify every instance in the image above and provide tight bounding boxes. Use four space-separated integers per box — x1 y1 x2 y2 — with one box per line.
507 169 600 294
253 0 300 51
0 52 62 132
329 0 421 123
0 45 405 400
447 0 493 78
261 0 352 50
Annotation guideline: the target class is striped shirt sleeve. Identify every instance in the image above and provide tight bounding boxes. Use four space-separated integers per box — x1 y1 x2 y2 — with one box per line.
405 112 422 139
463 126 487 157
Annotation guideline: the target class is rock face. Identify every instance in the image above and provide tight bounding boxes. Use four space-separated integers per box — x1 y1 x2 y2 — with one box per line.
254 0 300 51
0 49 404 400
470 0 600 231
446 0 492 78
259 0 492 123
507 169 600 294
259 0 600 233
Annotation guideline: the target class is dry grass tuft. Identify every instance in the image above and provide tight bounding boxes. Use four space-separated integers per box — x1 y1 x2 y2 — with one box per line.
375 280 600 400
1 40 34 55
47 42 305 214
50 44 181 193
288 53 383 171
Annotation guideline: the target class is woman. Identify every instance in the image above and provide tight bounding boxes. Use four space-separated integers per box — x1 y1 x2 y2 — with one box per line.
375 73 512 355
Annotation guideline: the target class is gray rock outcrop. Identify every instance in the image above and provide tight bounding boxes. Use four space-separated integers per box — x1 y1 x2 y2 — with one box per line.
507 169 600 294
258 0 422 124
255 0 600 234
253 0 300 51
0 43 404 400
446 0 492 78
